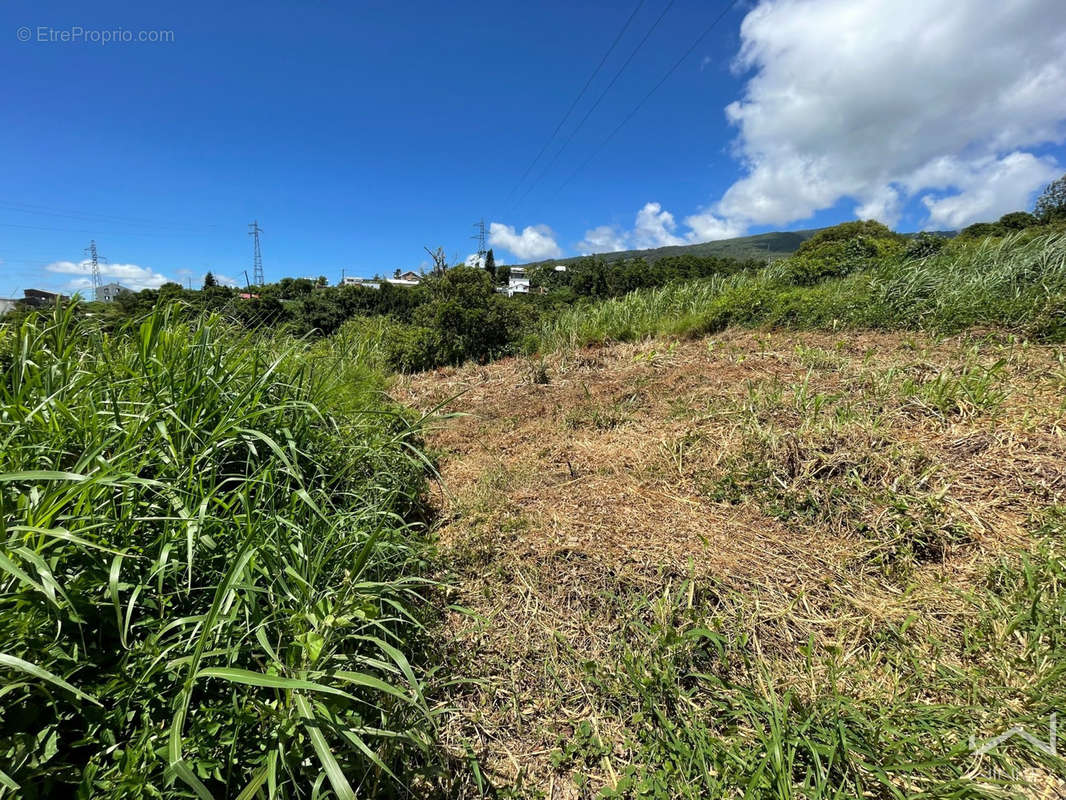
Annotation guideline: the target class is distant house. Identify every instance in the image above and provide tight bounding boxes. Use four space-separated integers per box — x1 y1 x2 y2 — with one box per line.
22 289 68 308
0 298 17 315
340 276 381 289
340 271 421 289
96 282 131 302
505 266 530 296
237 292 260 300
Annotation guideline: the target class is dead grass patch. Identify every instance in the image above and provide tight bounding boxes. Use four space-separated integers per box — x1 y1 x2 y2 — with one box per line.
393 328 1066 797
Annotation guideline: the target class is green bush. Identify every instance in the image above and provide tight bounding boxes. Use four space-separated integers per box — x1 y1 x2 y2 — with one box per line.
958 221 1004 240
794 219 903 255
409 266 533 368
999 211 1039 230
904 232 946 258
384 324 450 372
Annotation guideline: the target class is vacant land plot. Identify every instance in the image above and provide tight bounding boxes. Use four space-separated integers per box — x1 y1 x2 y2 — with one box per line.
396 328 1066 799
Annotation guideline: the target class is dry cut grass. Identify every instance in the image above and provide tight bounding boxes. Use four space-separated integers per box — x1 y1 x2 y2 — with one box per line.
395 328 1066 799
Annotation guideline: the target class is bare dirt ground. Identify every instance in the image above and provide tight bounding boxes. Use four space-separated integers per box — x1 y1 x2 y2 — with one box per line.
393 328 1066 797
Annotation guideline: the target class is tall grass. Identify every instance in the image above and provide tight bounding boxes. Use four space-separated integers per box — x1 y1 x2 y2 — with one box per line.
0 305 436 798
543 231 1066 348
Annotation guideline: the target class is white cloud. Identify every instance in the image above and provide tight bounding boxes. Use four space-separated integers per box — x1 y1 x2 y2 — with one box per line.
920 152 1060 229
578 225 628 255
45 260 171 292
465 251 507 268
579 201 747 256
703 0 1066 231
488 222 562 260
632 202 686 248
210 272 239 287
683 209 747 242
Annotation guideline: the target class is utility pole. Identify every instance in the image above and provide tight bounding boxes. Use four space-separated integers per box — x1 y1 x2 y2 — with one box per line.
83 240 105 301
243 270 252 290
472 219 487 265
248 220 264 285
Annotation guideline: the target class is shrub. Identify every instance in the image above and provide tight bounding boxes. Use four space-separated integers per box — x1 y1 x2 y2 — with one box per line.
999 211 1039 230
794 219 903 256
385 324 448 372
958 221 1004 240
904 232 946 258
412 266 530 366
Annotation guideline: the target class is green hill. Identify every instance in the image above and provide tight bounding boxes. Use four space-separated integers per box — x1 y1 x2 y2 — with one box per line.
518 227 955 268
521 229 823 269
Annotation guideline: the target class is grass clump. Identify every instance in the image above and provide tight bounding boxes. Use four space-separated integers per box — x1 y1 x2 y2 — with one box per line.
0 305 440 798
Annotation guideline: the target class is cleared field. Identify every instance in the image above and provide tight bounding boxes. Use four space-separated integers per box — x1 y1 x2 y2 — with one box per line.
397 329 1066 799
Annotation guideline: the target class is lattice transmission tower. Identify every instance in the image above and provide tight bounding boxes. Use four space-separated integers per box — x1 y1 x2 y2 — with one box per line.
472 219 487 265
84 240 105 300
248 220 264 285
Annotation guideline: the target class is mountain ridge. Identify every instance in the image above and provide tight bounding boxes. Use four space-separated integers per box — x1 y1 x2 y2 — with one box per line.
516 226 955 268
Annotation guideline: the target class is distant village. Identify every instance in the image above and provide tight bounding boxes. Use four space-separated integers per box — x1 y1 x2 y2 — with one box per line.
0 263 567 314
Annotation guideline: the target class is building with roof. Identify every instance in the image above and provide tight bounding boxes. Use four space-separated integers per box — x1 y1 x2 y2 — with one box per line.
21 289 69 308
96 282 131 302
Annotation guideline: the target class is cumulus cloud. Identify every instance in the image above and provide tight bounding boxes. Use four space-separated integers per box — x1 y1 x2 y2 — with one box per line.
632 202 686 248
578 225 628 255
579 201 746 255
919 152 1060 229
683 209 747 242
488 222 561 260
705 0 1066 231
46 260 171 292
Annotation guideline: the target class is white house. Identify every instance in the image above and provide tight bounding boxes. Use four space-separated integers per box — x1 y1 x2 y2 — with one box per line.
506 266 530 296
97 282 131 302
341 271 421 289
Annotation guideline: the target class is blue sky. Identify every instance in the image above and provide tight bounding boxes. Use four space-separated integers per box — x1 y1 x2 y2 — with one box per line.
2 0 1065 295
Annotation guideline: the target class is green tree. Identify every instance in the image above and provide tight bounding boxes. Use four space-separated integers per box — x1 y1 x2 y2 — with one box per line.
999 211 1039 230
958 221 1003 240
203 271 217 289
412 266 524 365
795 220 903 255
1034 173 1066 222
484 248 496 281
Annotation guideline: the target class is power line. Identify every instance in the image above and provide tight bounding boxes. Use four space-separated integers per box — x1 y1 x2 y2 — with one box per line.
0 220 192 237
0 199 218 232
502 0 647 208
555 0 744 198
512 0 677 212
